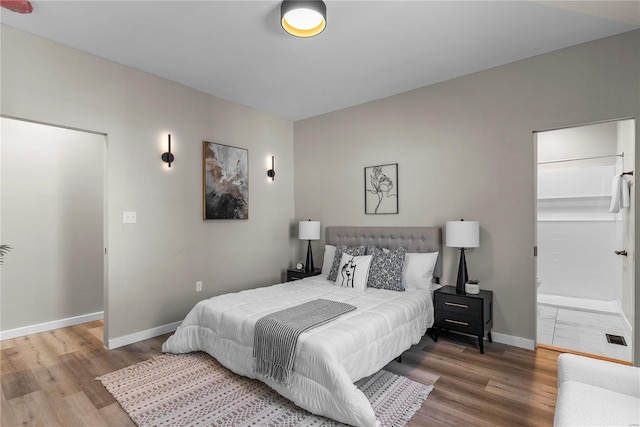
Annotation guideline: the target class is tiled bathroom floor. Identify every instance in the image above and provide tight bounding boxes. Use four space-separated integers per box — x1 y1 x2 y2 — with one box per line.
537 304 632 362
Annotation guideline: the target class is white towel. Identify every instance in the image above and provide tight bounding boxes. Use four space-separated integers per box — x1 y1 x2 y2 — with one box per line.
609 175 630 213
610 175 621 213
621 176 630 209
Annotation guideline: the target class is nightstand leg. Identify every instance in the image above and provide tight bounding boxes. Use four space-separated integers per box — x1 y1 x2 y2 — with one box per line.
433 327 440 342
478 336 484 354
488 331 492 342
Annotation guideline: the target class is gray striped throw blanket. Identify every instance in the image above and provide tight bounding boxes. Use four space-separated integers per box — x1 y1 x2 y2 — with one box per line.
253 299 356 386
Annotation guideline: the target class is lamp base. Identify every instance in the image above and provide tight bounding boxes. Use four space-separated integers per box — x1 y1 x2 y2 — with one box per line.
456 248 468 294
305 240 315 273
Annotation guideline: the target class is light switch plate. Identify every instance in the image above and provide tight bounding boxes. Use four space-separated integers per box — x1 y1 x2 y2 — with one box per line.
123 211 137 223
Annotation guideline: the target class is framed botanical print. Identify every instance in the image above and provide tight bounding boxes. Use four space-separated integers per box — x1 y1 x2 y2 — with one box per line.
364 163 398 214
203 141 248 220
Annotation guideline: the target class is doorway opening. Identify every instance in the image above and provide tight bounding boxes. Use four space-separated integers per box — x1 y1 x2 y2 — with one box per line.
535 118 635 363
0 117 107 345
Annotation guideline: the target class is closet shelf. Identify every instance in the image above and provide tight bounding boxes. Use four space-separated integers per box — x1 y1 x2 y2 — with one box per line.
537 218 617 223
537 194 610 201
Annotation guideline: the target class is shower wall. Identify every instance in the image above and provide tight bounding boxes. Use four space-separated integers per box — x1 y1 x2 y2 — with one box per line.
536 120 634 320
537 164 620 303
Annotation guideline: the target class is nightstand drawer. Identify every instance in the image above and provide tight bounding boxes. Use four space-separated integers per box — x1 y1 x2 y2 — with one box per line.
435 311 483 336
434 294 482 315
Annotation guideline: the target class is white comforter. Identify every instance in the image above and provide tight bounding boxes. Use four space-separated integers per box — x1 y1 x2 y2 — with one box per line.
162 275 434 427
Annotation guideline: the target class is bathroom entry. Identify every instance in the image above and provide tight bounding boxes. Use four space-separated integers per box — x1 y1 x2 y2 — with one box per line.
535 119 635 363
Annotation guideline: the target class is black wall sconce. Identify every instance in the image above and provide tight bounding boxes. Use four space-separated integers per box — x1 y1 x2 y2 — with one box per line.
267 156 275 180
161 134 175 167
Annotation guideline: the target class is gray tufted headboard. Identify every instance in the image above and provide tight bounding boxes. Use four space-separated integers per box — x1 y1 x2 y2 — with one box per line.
325 226 443 283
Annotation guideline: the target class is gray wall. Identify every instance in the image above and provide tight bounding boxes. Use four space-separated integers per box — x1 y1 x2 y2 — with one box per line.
1 119 104 330
1 24 638 363
0 26 296 344
293 30 640 362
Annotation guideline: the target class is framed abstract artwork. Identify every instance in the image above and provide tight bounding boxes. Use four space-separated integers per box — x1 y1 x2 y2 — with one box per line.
203 141 248 220
364 163 398 214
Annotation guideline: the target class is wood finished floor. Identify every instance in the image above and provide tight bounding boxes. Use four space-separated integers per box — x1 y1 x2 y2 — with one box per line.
1 322 560 426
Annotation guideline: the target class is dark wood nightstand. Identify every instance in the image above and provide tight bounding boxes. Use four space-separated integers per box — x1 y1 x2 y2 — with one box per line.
286 268 322 282
433 286 493 353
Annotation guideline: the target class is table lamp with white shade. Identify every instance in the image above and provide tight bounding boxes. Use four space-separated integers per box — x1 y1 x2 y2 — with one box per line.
299 220 321 273
446 219 479 294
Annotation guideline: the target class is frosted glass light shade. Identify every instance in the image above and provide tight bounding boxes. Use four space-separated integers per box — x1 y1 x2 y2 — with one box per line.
446 220 479 248
299 220 320 240
281 0 326 38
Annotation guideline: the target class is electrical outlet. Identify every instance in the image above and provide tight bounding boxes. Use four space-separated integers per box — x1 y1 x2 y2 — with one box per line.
196 281 202 292
123 211 137 223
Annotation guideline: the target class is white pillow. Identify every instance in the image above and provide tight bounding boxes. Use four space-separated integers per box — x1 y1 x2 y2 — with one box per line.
321 245 336 276
334 253 372 291
403 252 439 290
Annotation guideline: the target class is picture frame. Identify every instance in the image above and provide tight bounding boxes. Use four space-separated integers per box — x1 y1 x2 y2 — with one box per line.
364 163 398 214
203 141 249 220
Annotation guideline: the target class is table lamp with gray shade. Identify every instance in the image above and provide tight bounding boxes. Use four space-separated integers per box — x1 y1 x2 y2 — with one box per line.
299 220 320 272
446 219 479 294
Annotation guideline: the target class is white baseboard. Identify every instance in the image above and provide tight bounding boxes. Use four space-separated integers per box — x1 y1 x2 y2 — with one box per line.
0 311 104 341
491 331 535 350
108 326 536 351
107 321 181 350
1 313 534 354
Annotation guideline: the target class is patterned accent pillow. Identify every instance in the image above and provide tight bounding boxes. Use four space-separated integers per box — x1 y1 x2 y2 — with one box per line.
334 253 372 291
365 245 406 291
327 244 365 282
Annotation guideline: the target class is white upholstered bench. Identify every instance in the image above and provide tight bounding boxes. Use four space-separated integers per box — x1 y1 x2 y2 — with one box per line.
554 353 640 426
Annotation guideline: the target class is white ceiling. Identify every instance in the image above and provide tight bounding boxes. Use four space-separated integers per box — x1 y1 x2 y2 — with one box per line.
1 1 638 121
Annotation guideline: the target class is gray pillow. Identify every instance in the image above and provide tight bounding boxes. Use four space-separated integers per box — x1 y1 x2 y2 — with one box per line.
327 244 365 281
365 245 406 291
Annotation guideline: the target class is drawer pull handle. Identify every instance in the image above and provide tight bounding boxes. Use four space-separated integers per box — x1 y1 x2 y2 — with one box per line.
445 302 469 308
445 319 469 326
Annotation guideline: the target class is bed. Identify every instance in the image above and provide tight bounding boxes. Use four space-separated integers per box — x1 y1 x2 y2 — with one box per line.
162 226 442 427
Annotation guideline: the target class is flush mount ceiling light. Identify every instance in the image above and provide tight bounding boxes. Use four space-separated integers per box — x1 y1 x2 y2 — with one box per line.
281 0 326 38
0 0 33 13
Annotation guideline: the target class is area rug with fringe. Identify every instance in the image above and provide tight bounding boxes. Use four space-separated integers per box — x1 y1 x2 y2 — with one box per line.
96 352 433 427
